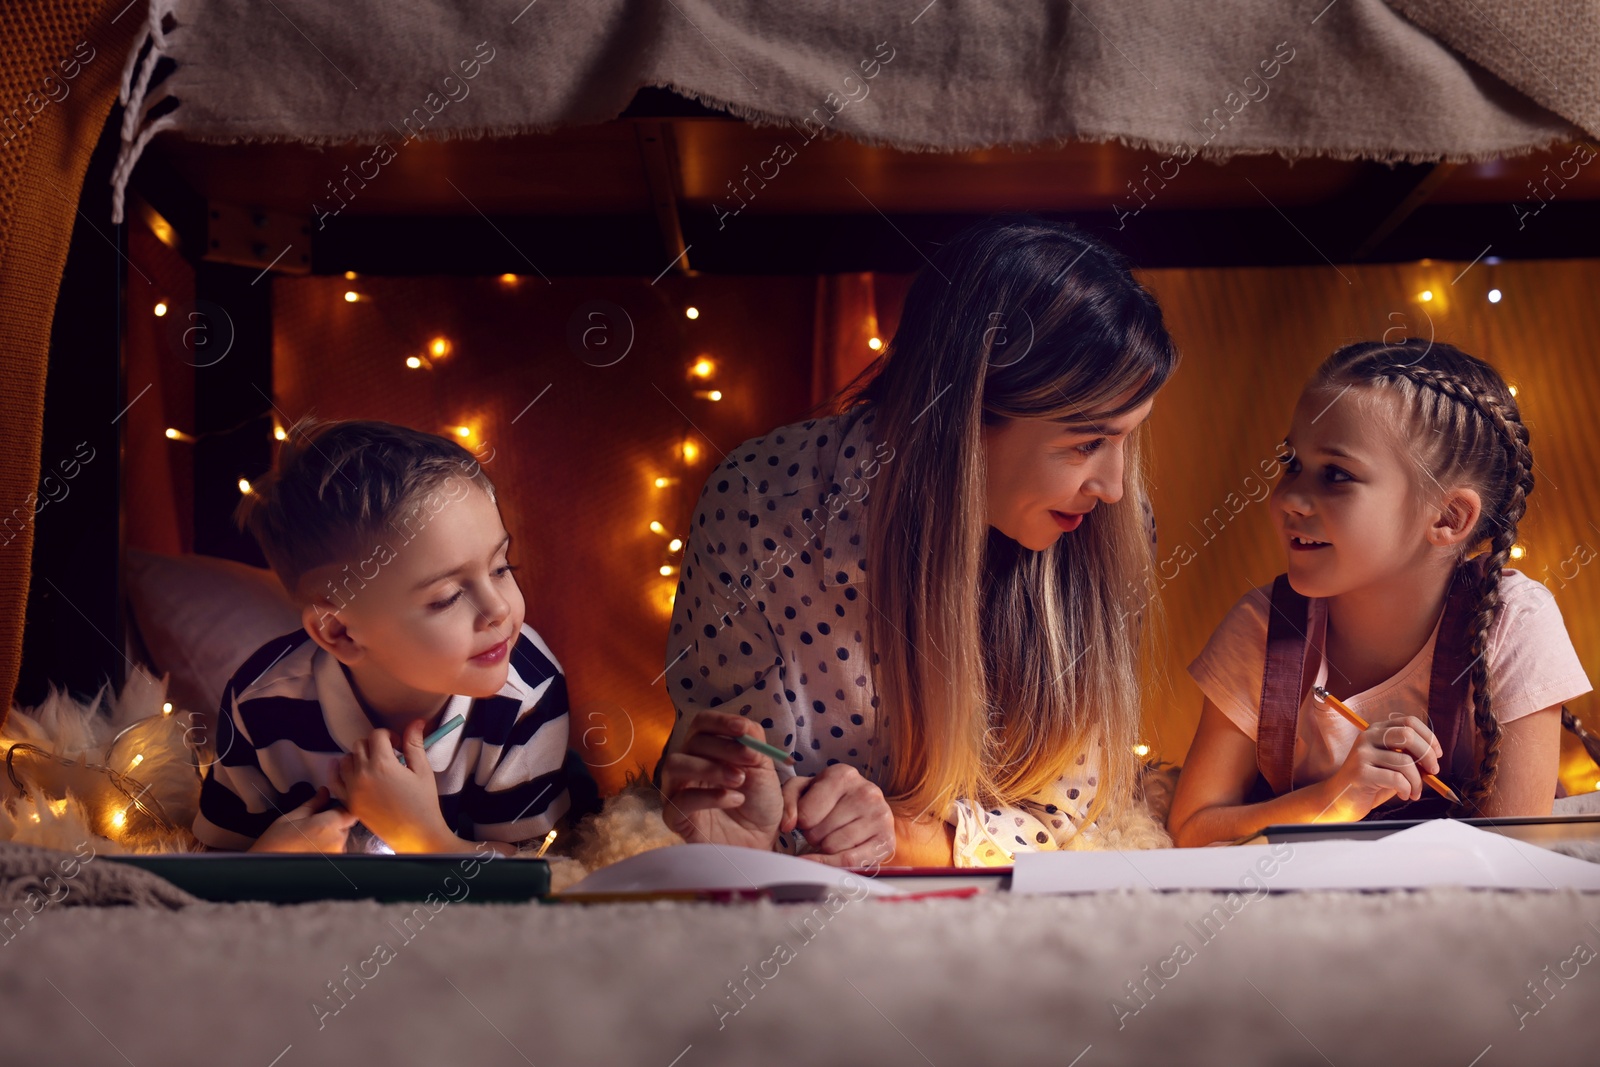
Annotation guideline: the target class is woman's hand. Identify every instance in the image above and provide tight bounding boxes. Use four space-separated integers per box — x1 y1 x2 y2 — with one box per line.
1319 712 1443 821
248 786 360 853
658 711 784 849
329 721 456 852
781 764 896 868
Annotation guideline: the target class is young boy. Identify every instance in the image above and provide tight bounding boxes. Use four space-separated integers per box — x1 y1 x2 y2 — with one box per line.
193 418 597 855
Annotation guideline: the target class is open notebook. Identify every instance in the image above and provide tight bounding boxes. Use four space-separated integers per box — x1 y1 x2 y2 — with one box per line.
560 843 906 898
1011 819 1600 894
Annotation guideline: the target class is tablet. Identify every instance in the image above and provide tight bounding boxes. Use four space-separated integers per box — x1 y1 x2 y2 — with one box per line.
103 852 550 903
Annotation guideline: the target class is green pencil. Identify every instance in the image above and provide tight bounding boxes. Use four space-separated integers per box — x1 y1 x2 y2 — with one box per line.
736 734 794 764
395 713 466 767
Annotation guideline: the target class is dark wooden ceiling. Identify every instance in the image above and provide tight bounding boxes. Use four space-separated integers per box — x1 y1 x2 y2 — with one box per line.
133 88 1600 276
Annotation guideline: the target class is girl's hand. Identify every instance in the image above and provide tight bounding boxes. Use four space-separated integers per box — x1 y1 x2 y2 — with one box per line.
781 765 896 868
248 786 360 853
658 711 784 849
1321 712 1443 821
329 721 455 852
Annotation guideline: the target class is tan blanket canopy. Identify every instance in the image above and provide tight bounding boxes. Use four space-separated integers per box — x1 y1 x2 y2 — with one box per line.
108 0 1599 224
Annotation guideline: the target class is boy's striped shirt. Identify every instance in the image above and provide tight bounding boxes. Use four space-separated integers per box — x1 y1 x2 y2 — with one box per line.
194 623 593 850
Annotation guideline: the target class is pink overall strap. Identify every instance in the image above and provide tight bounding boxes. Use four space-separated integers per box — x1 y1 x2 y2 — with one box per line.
1362 557 1488 819
1258 574 1310 796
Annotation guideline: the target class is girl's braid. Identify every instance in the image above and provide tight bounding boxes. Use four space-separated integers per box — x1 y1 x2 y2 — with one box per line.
1371 363 1534 808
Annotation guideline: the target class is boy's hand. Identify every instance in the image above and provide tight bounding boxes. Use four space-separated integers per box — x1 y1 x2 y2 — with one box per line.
782 764 896 868
248 786 360 853
1322 712 1444 821
657 711 784 849
330 721 455 852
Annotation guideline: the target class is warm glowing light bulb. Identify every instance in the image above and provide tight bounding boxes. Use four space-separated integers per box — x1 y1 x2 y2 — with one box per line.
406 356 423 369
690 357 715 379
1488 289 1502 304
430 337 450 358
165 427 179 439
499 273 518 284
1509 543 1526 560
1419 290 1433 302
455 426 471 438
1132 743 1151 757
659 564 676 577
653 476 678 489
682 440 700 464
649 521 668 536
28 812 39 823
238 478 253 495
110 809 127 829
668 538 684 553
344 271 358 280
129 753 144 769
153 301 168 317
162 702 173 715
273 425 288 441
868 336 882 351
1508 384 1519 397
695 389 723 402
344 291 359 303
685 306 700 320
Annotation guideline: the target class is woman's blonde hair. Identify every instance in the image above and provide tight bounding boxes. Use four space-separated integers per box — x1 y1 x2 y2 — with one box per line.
839 216 1178 826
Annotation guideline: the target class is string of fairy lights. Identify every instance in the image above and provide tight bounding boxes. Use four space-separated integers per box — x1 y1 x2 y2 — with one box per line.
4 700 186 844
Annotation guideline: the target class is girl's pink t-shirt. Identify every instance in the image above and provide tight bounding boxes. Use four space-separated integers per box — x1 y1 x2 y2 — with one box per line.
1187 568 1592 790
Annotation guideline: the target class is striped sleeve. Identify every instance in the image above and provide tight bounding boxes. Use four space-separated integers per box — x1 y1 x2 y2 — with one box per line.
191 633 313 850
193 690 289 849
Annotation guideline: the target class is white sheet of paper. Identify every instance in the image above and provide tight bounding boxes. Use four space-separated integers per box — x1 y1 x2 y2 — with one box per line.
1010 819 1600 894
561 843 903 896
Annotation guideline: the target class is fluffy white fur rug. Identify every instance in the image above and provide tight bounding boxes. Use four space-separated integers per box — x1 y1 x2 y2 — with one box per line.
1 667 201 854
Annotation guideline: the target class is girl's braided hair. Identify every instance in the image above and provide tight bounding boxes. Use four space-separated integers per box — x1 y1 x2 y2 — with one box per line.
1312 339 1534 809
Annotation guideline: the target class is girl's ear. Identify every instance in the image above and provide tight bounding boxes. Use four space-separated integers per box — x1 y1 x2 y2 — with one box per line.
1428 487 1483 547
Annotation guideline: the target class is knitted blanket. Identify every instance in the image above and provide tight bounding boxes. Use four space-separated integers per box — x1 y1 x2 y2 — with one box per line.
108 0 1598 223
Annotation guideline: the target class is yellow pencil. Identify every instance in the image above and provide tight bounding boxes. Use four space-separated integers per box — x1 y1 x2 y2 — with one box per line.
1311 685 1461 804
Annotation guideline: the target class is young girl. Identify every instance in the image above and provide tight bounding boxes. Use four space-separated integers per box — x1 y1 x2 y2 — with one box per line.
1168 339 1592 847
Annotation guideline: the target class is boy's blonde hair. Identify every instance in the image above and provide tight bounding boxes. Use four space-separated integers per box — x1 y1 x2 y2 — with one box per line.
235 417 496 600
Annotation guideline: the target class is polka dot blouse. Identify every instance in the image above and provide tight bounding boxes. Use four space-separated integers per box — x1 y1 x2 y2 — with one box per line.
660 405 1115 867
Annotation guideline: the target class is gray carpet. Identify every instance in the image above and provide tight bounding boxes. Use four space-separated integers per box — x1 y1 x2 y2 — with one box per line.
6 885 1597 1065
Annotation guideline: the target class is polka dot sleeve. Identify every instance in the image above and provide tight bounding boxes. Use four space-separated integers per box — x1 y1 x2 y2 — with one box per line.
949 731 1106 866
662 458 803 815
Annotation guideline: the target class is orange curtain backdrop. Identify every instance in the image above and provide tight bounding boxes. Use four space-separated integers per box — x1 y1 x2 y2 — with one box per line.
0 1 146 720
810 272 913 409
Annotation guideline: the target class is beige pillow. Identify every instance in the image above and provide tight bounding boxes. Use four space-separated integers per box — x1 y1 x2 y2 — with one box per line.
124 550 302 717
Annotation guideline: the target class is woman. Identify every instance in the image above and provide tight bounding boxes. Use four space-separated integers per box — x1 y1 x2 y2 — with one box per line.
656 216 1178 866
